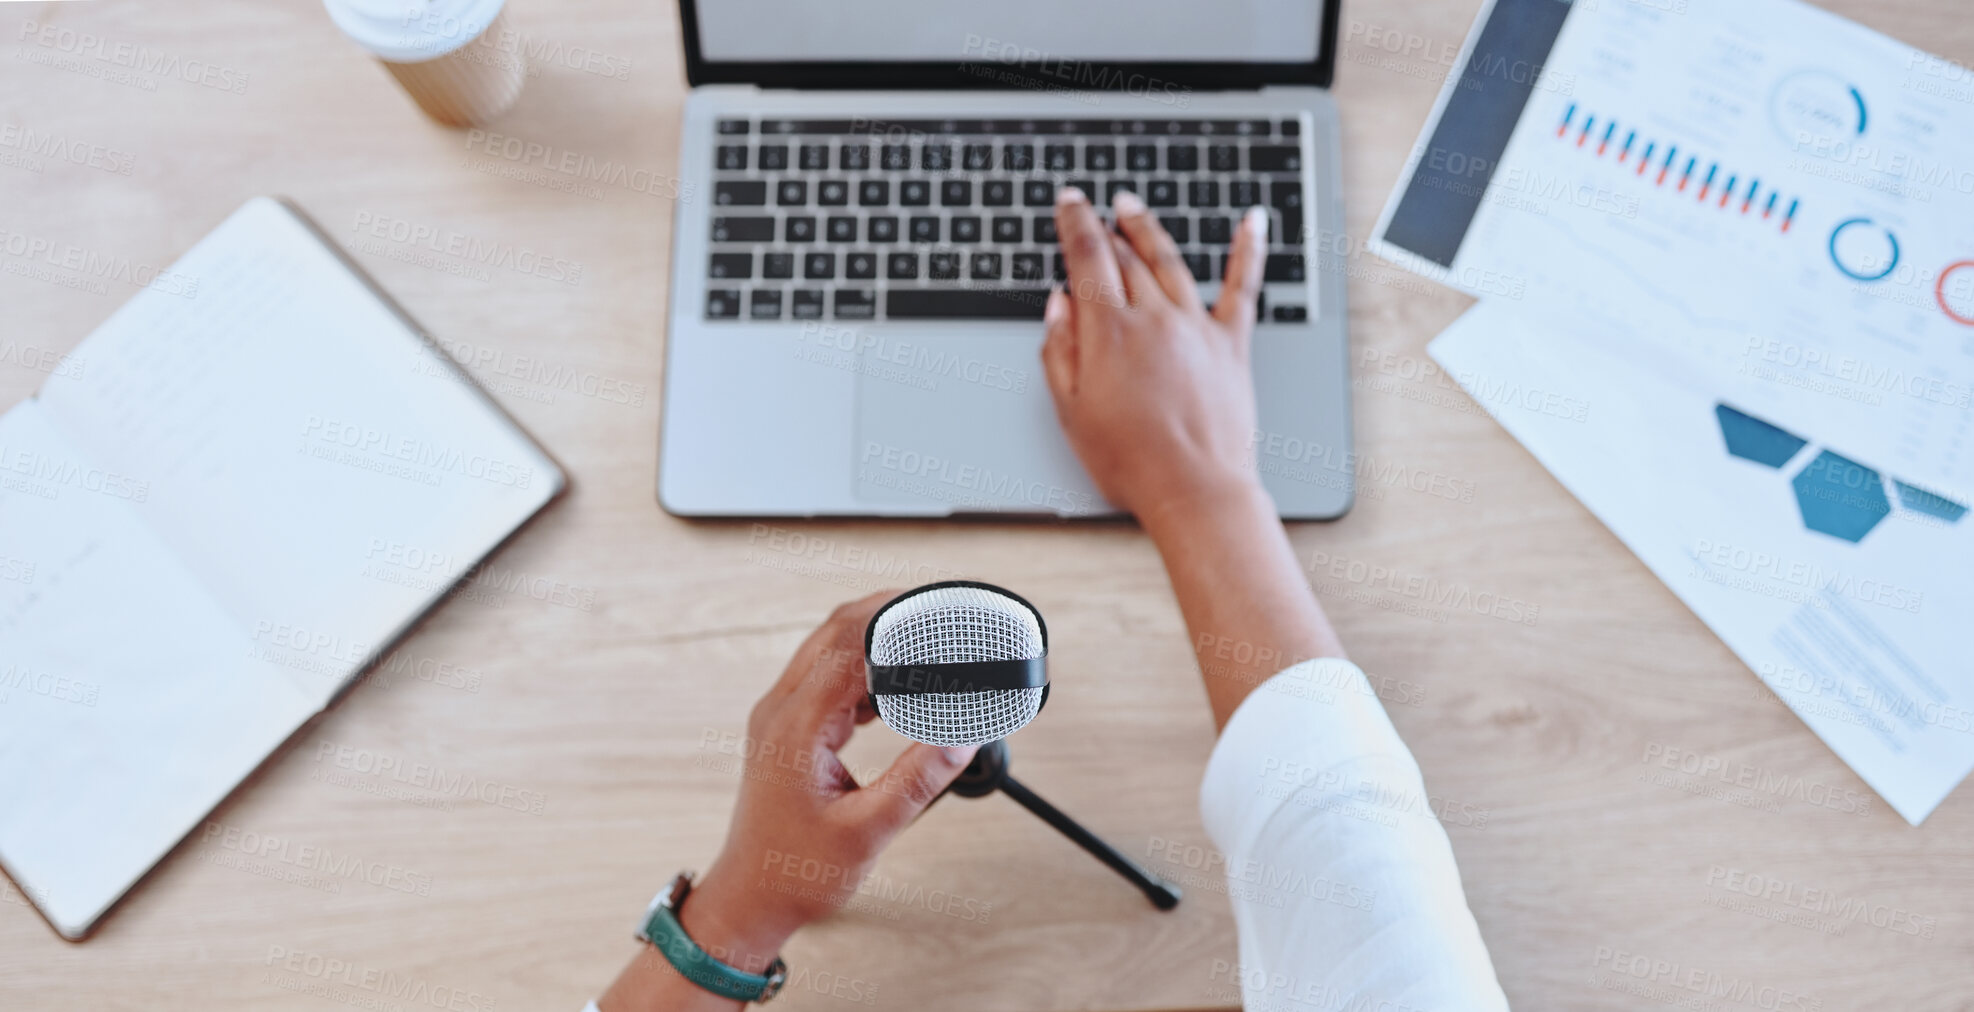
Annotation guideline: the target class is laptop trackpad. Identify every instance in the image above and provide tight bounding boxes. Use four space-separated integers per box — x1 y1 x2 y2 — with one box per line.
849 330 1103 514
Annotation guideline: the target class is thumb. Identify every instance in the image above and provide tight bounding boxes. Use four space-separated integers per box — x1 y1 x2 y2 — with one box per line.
843 742 978 841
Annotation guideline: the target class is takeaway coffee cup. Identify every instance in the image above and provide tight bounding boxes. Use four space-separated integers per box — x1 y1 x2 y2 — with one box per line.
323 0 526 127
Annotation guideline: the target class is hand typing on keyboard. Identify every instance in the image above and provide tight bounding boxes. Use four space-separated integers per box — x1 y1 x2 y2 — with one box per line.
1042 186 1269 521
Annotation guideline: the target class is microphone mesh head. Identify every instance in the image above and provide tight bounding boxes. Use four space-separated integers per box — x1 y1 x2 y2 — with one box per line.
869 585 1046 747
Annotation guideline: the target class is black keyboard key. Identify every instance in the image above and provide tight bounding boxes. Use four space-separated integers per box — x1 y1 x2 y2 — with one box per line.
1167 145 1199 171
750 289 782 319
881 144 911 170
717 145 748 170
1003 144 1034 171
1012 252 1045 282
827 216 857 242
1273 304 1308 322
777 180 807 205
1052 253 1066 282
835 289 876 320
711 216 774 242
1023 180 1054 207
763 252 795 279
717 119 750 135
785 216 817 242
759 145 789 170
840 145 871 170
1208 144 1238 171
818 180 849 206
971 253 1002 280
1248 146 1300 172
846 252 878 279
929 252 961 279
1200 216 1232 244
922 145 953 171
1264 253 1305 282
1279 120 1301 137
1126 144 1157 171
1033 216 1058 243
1066 179 1096 203
1086 145 1116 171
1105 180 1137 204
859 180 890 206
1272 181 1304 241
992 216 1023 243
1182 253 1210 282
951 216 982 242
717 180 769 207
799 144 829 170
707 289 741 317
887 252 919 279
709 252 752 279
1158 216 1189 243
792 289 825 319
901 179 932 206
887 289 1047 319
1189 180 1221 207
1043 144 1075 171
963 144 994 170
805 252 836 279
909 216 940 242
868 216 899 242
982 180 1013 207
1146 179 1179 207
1230 180 1261 207
941 180 972 206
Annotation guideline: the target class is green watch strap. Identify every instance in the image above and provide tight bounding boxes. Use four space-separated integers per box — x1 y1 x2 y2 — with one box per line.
641 897 786 1002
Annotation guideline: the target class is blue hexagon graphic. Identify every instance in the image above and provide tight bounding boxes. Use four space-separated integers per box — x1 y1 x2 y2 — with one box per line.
1791 450 1890 543
1716 403 1807 468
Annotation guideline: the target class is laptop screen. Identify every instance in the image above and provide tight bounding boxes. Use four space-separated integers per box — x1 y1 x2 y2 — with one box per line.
696 0 1322 63
682 0 1338 88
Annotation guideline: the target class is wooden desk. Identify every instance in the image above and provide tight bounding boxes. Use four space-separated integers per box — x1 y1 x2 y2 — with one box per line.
2 1 1969 1007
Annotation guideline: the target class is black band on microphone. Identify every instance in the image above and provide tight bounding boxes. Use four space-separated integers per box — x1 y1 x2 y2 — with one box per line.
867 656 1048 696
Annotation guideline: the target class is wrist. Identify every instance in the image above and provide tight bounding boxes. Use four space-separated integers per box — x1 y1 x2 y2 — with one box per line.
675 868 800 978
1136 474 1272 546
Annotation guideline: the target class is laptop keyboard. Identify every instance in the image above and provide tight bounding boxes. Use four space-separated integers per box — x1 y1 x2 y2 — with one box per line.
703 117 1312 324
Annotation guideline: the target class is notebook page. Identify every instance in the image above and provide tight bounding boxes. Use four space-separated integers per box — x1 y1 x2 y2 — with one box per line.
0 401 319 937
33 198 564 707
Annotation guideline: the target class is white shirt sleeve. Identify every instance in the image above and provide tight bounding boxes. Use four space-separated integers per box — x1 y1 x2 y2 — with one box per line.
1199 658 1509 1012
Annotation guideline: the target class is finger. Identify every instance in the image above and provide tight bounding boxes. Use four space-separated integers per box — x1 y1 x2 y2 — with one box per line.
1040 285 1076 401
1112 190 1200 312
776 590 895 704
838 742 978 840
1212 206 1270 335
1054 187 1126 309
1109 234 1160 311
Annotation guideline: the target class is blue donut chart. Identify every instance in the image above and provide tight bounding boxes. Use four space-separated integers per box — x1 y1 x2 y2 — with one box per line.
1828 217 1899 282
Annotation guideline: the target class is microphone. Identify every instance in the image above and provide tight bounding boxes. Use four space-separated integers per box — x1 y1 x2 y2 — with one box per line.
864 581 1049 747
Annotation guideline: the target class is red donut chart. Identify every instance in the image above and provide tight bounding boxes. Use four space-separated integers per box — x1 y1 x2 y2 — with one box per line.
1939 260 1974 326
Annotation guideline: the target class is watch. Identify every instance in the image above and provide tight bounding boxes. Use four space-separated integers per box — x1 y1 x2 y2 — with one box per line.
635 871 788 1004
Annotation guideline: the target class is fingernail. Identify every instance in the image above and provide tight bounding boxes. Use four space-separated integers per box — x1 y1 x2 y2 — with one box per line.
943 746 977 764
1044 287 1067 323
1112 189 1146 216
1244 205 1268 235
1056 185 1087 206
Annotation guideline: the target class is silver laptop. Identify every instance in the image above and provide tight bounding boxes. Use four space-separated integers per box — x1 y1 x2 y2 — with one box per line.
658 0 1353 519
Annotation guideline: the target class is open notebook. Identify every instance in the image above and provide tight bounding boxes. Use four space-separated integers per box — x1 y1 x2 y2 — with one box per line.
0 197 566 938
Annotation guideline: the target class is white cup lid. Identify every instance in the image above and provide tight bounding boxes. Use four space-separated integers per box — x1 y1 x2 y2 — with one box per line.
324 0 508 63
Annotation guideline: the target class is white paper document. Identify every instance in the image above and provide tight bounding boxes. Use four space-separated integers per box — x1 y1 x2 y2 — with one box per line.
0 197 566 936
1372 0 1974 822
1432 302 1972 824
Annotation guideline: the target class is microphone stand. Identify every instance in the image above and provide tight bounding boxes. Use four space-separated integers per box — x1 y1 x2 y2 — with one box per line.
940 739 1181 910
